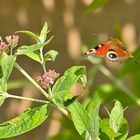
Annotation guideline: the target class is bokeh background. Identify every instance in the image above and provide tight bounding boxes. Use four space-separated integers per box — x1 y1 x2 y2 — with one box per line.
0 0 140 140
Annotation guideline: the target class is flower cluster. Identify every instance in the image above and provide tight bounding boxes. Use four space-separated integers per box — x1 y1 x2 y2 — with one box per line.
5 35 19 48
0 35 19 55
37 69 60 89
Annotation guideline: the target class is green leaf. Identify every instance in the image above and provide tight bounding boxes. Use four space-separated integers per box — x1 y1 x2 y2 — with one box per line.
64 96 79 107
100 119 120 139
127 134 140 140
68 101 90 137
24 51 41 63
53 74 79 95
39 22 48 43
52 66 86 94
115 118 128 140
16 36 53 55
99 133 109 140
16 30 40 43
16 44 44 55
0 55 15 92
1 55 15 83
44 50 58 62
0 104 50 139
86 99 100 138
52 66 86 107
85 0 110 14
52 90 72 107
109 100 124 133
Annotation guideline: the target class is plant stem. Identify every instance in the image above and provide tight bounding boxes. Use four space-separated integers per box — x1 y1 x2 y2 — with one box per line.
40 48 46 73
6 92 71 118
48 86 52 97
57 106 71 119
14 62 71 118
0 93 49 104
10 47 13 55
14 62 50 100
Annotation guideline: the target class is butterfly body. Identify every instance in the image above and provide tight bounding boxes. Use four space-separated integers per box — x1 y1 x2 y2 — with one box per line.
85 38 134 62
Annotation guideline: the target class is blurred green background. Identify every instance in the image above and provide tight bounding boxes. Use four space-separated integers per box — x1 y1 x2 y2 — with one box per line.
0 0 140 140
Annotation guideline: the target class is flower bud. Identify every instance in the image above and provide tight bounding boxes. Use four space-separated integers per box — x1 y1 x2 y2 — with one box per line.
5 35 19 48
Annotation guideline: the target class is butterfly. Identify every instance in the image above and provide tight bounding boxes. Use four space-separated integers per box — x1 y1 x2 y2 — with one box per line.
85 38 135 63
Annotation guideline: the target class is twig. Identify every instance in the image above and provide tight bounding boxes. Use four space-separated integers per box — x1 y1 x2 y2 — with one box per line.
0 93 49 104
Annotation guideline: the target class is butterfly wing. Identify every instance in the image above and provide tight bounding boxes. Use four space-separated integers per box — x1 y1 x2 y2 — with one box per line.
106 39 134 61
85 44 110 57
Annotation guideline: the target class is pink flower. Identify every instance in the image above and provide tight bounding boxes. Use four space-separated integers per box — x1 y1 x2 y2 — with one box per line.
0 41 9 53
37 69 60 89
0 41 8 49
